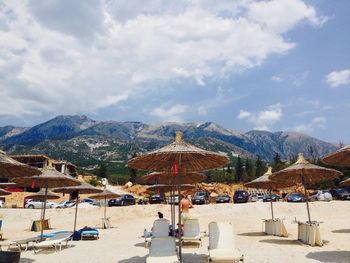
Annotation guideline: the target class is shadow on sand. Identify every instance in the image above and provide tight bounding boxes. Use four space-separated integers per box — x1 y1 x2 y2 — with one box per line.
19 258 35 263
133 242 146 248
118 253 207 263
238 232 266 237
332 229 350 234
306 251 350 263
259 239 302 246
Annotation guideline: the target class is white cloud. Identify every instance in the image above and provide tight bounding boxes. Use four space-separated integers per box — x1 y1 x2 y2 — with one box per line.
151 104 189 122
326 69 350 88
237 103 283 130
237 110 251 119
294 116 327 133
0 1 326 121
271 75 283 82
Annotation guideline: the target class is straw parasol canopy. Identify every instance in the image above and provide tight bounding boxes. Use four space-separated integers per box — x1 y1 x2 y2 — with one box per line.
89 189 120 229
88 189 120 200
340 178 350 187
26 189 60 200
128 132 229 172
53 182 102 195
142 171 205 185
245 167 287 220
12 166 81 188
269 153 342 187
270 153 342 223
244 167 288 189
53 182 103 232
147 184 195 192
0 150 41 178
322 145 350 166
0 188 11 196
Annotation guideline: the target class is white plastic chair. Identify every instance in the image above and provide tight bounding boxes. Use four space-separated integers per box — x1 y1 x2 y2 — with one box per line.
182 218 202 246
208 222 244 263
146 237 179 263
145 219 170 247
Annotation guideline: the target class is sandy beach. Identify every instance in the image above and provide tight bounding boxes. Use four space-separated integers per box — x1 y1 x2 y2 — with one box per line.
0 200 349 263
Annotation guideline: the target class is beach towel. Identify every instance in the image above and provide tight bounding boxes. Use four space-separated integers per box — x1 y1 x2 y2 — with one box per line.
72 227 99 240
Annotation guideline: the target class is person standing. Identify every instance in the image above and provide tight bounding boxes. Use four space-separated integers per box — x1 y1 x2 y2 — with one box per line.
180 195 193 224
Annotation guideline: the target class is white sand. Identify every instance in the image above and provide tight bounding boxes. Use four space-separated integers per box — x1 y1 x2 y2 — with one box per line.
1 201 349 263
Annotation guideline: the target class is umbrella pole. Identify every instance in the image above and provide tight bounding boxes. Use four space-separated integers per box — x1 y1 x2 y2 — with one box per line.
40 186 48 242
74 194 79 232
301 175 312 223
270 189 274 220
104 196 107 229
177 180 182 262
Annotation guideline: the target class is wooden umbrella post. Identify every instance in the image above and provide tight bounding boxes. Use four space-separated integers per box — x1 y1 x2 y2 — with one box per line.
74 193 79 232
270 188 274 220
40 183 48 242
301 175 312 223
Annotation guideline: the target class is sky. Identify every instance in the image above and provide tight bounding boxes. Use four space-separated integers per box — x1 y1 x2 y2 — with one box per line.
0 0 349 143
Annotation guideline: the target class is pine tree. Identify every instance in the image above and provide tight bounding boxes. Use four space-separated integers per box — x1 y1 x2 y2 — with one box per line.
254 156 264 178
245 158 253 180
128 152 138 183
272 153 285 171
235 156 243 182
97 163 107 178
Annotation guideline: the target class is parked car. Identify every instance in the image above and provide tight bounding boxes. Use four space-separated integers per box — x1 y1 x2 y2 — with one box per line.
108 194 136 206
249 194 258 202
149 195 164 204
55 200 76 208
167 194 179 205
310 190 332 201
233 190 249 203
216 194 231 203
80 198 100 206
0 200 4 208
287 193 307 203
191 192 209 205
329 188 350 200
25 199 56 209
263 194 277 202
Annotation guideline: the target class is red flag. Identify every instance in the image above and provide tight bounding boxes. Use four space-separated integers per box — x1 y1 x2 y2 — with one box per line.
31 180 36 188
173 163 178 174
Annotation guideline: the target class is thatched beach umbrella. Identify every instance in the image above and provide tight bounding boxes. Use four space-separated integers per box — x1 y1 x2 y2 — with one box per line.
340 178 350 187
128 131 228 262
12 166 81 240
0 188 11 196
270 153 342 223
53 182 102 232
322 145 350 166
26 189 60 200
89 189 120 228
0 150 40 178
143 171 204 185
26 189 60 221
147 184 195 192
245 167 287 220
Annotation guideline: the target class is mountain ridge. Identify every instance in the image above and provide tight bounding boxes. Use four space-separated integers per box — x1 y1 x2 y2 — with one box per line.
0 115 338 168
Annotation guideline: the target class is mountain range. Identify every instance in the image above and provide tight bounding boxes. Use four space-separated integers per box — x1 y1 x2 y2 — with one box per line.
0 115 338 170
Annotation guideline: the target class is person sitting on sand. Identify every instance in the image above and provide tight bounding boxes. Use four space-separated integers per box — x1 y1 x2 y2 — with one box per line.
180 195 193 224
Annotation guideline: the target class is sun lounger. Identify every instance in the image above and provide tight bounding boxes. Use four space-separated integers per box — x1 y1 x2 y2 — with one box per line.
146 237 179 263
81 229 99 240
144 219 170 247
208 222 244 263
33 232 72 253
297 221 322 246
8 237 42 252
182 218 202 246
